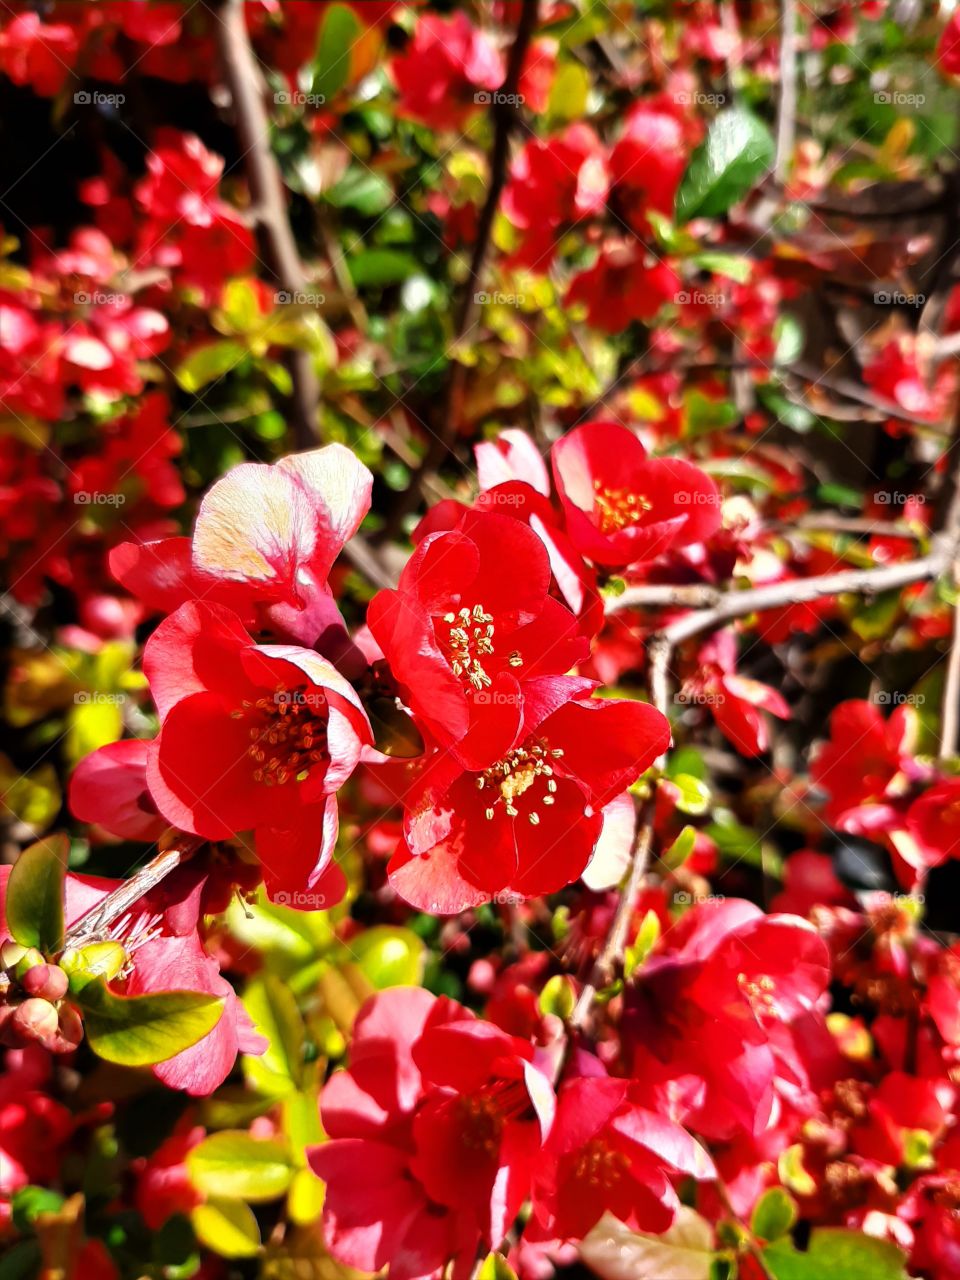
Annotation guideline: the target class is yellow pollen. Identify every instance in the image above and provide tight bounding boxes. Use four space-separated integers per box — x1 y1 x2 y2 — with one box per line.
242 685 328 787
737 971 778 1015
572 1138 630 1189
444 604 496 691
593 478 653 534
479 742 562 821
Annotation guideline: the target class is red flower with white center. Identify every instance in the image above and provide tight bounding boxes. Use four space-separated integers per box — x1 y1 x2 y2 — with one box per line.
390 12 504 130
368 510 589 768
309 987 554 1278
624 899 831 1140
551 421 721 568
142 600 372 902
682 629 790 757
111 443 372 649
567 244 681 334
530 1075 715 1240
388 692 670 913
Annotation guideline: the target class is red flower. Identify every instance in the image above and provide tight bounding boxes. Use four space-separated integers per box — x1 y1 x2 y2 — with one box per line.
0 12 79 96
310 987 554 1277
390 12 504 130
368 510 589 768
142 600 372 901
388 692 670 913
811 699 923 834
503 125 609 268
551 421 721 568
905 779 960 869
69 738 168 843
111 443 373 648
682 629 790 757
609 105 688 235
567 243 681 333
624 899 831 1140
939 11 960 77
530 1075 714 1239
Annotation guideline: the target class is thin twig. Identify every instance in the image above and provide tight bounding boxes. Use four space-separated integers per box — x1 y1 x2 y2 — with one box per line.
386 0 539 534
607 553 948 630
62 837 204 950
774 0 797 185
211 0 319 448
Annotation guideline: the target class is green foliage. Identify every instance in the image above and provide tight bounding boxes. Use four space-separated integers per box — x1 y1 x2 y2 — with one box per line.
675 107 775 222
76 979 226 1067
5 834 67 954
763 1229 910 1279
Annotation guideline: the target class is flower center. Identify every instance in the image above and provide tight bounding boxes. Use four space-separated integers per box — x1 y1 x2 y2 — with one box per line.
593 479 652 534
235 686 329 786
737 971 778 1016
477 741 563 824
458 1078 532 1155
441 604 524 691
572 1138 630 1188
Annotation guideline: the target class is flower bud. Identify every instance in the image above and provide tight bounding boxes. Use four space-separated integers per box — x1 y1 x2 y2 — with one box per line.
13 948 45 981
10 997 60 1045
21 964 69 1003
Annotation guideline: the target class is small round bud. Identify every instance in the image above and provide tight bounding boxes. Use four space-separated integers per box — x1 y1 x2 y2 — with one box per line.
54 1004 84 1051
21 964 69 1003
10 997 59 1045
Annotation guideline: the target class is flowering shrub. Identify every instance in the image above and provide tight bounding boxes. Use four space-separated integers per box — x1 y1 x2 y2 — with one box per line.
4 3 960 1280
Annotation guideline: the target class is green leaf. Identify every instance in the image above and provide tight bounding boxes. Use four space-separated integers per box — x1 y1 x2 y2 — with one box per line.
75 979 225 1067
662 824 697 871
192 1197 261 1259
671 773 711 816
538 974 577 1020
581 1207 715 1280
548 61 589 120
773 314 805 365
751 1187 798 1242
61 941 127 993
11 1186 65 1233
187 1131 294 1202
175 340 247 393
675 107 775 222
325 167 394 216
477 1254 519 1280
691 251 753 282
242 975 305 1094
763 1228 909 1280
625 909 661 978
347 249 418 288
349 926 426 989
6 834 67 953
312 2 361 101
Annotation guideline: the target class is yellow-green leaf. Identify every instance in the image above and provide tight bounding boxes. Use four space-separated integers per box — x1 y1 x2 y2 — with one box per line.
6 834 68 953
187 1131 294 1202
243 975 305 1095
192 1197 261 1259
76 979 225 1066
